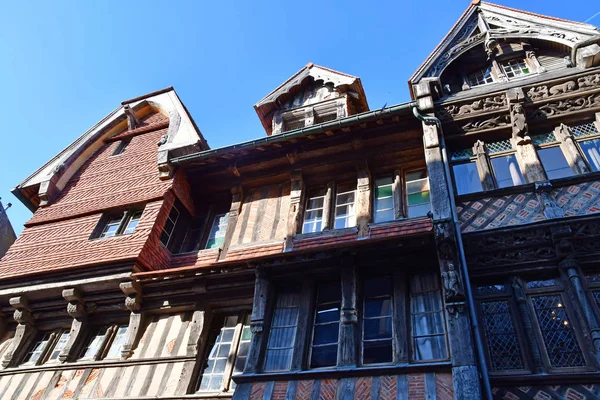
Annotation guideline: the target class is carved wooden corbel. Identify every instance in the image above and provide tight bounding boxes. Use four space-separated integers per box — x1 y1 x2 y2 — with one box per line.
507 88 531 145
534 181 564 219
123 104 141 131
120 281 143 359
59 288 87 363
2 297 36 368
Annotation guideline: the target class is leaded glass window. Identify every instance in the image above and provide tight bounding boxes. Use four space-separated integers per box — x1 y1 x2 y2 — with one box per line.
205 213 229 249
303 189 326 233
480 301 524 370
573 121 600 172
362 276 393 365
264 290 300 371
502 59 530 79
197 313 251 393
334 183 356 229
406 170 430 218
310 282 341 368
47 331 71 362
410 273 448 361
467 66 494 87
531 295 585 368
374 177 395 223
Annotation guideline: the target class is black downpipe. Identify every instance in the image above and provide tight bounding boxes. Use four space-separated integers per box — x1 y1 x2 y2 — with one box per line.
411 105 493 400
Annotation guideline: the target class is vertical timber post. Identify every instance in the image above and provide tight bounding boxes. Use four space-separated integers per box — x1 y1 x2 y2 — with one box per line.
60 288 87 362
245 267 272 373
120 281 144 359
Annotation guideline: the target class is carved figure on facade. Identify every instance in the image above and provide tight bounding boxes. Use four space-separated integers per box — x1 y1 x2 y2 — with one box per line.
461 114 510 133
510 103 531 144
442 261 463 300
529 93 600 120
578 74 600 90
549 81 577 96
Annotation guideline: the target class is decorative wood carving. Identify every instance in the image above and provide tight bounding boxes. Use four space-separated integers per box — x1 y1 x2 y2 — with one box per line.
60 288 87 363
123 104 141 131
554 124 591 175
535 181 564 219
339 259 357 366
120 281 143 359
528 92 600 121
461 114 511 133
473 140 496 190
245 268 271 373
218 185 243 260
355 164 371 238
2 297 36 368
285 172 304 251
437 94 506 121
507 88 531 145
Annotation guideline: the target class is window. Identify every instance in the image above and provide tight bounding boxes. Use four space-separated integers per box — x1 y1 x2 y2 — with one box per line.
197 313 250 393
111 139 131 156
310 282 341 368
406 170 430 218
532 133 573 180
264 290 300 372
94 208 144 239
21 329 70 366
451 148 482 195
502 59 530 79
334 183 356 229
467 66 494 87
362 276 394 365
488 139 524 188
476 277 590 373
410 274 448 361
572 121 600 172
374 177 395 223
160 205 180 248
303 189 326 233
79 325 128 361
205 213 229 249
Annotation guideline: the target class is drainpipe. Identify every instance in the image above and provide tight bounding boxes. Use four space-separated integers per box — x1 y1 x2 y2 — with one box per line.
411 105 493 400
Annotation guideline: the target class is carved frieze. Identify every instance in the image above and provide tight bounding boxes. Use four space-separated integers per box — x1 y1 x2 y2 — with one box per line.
525 73 600 102
461 114 511 133
484 14 583 44
437 94 506 120
528 92 600 121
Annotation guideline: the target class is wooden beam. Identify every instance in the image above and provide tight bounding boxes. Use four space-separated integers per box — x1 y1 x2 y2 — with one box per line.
218 185 244 260
285 172 304 250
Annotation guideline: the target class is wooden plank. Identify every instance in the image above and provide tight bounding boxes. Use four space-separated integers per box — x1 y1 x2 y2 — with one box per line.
291 281 314 370
245 271 272 373
336 378 355 400
356 165 371 238
425 372 437 400
396 375 408 400
393 270 408 362
285 380 298 400
263 381 276 400
338 259 357 367
322 182 334 231
219 185 244 260
371 376 382 400
310 379 322 400
232 382 252 400
269 186 284 240
252 188 269 242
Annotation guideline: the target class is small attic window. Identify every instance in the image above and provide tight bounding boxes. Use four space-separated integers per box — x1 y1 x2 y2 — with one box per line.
467 66 494 87
111 139 130 156
501 59 530 79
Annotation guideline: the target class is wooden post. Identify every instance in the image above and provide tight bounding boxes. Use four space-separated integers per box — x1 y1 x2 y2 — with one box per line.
218 185 243 260
473 140 496 191
511 277 544 373
321 181 334 231
180 308 212 394
285 172 304 250
355 163 371 238
2 297 36 368
422 123 452 222
559 258 600 364
59 288 87 362
392 269 408 362
120 281 143 359
291 281 314 371
513 138 547 183
595 112 600 133
554 124 591 175
338 257 357 367
244 268 272 373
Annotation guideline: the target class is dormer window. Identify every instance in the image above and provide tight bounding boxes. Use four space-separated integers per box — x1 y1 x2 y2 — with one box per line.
502 59 530 79
467 66 494 87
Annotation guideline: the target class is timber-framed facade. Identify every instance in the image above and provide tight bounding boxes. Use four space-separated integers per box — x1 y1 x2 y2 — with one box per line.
1 2 600 399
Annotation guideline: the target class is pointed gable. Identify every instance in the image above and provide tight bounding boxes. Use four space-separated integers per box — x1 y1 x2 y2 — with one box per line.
254 63 369 136
409 1 600 98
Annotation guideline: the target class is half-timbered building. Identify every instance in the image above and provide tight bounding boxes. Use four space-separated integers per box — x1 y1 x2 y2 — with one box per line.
0 1 599 399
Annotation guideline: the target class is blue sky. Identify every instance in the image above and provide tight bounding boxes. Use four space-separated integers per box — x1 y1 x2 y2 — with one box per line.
1 0 598 235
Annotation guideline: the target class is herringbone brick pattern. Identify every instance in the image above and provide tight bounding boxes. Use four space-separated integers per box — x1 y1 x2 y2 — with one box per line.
295 380 313 400
380 376 397 400
493 385 600 399
354 377 371 399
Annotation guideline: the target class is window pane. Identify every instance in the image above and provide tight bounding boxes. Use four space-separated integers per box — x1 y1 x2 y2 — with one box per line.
480 301 524 371
468 66 494 87
100 216 123 238
491 154 524 188
198 315 239 392
123 211 143 235
303 193 325 233
232 315 252 379
362 276 393 365
160 206 180 247
502 59 530 78
311 282 341 368
265 291 300 371
334 184 356 229
580 138 600 172
374 176 395 224
205 213 229 249
22 333 53 365
453 162 482 195
106 325 128 358
538 147 573 180
48 331 70 362
410 274 448 361
81 327 109 360
531 295 585 368
363 340 393 364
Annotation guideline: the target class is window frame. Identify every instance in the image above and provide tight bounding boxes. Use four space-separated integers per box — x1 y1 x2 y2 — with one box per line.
333 182 357 230
404 168 431 219
531 132 574 180
195 311 251 393
21 329 70 367
111 138 131 156
571 120 600 172
308 281 342 369
91 208 144 240
78 324 128 362
204 212 230 250
302 187 327 234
